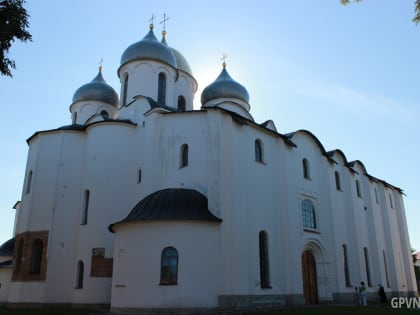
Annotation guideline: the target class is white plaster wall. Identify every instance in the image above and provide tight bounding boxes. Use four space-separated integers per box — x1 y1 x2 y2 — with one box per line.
118 97 150 124
224 122 284 295
111 221 220 308
173 73 197 111
282 132 335 300
73 123 138 304
12 95 416 308
7 282 45 303
0 268 12 302
43 132 86 303
326 157 357 293
16 133 61 234
157 112 208 193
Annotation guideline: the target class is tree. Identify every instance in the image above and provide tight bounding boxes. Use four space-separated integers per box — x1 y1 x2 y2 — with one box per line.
0 0 32 77
340 0 420 25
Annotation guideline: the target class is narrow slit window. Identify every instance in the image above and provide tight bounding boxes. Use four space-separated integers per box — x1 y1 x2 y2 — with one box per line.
26 170 33 194
259 231 270 288
389 194 394 209
255 139 263 163
356 180 362 198
81 189 90 225
177 95 186 111
342 244 351 287
383 250 390 288
335 171 341 191
137 168 142 183
76 260 84 289
180 144 188 168
158 72 166 104
303 159 310 179
30 239 43 274
14 239 24 274
122 74 129 107
364 247 372 286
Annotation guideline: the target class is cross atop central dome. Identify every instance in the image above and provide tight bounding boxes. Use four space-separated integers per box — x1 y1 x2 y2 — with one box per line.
119 24 177 73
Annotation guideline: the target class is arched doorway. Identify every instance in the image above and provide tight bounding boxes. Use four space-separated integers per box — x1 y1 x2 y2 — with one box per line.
301 249 318 304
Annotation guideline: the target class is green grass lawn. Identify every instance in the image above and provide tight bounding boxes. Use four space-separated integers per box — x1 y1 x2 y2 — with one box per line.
0 305 417 315
246 305 418 315
0 307 91 315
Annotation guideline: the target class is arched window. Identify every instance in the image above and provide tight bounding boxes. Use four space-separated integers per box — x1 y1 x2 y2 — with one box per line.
335 171 341 191
356 180 362 198
72 112 78 124
30 239 43 274
177 95 186 111
14 239 24 274
76 260 84 289
160 247 178 285
158 72 166 104
122 74 129 107
259 231 270 288
81 189 90 225
302 159 310 179
180 144 188 168
364 247 372 286
100 110 109 118
25 170 33 194
301 199 316 229
255 139 263 163
342 244 351 287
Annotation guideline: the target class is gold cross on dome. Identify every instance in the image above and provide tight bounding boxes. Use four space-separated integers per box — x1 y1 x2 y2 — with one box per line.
149 14 156 27
99 58 103 71
160 13 170 31
221 53 228 67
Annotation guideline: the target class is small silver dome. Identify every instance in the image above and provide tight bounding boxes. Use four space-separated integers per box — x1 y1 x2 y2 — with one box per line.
160 32 192 75
120 26 177 70
72 69 119 107
171 47 192 76
201 65 249 105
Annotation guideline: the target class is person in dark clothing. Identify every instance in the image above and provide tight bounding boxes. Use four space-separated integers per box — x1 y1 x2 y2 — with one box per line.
378 284 388 304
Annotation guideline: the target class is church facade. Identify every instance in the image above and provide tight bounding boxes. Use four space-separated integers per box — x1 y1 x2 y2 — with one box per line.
0 23 417 312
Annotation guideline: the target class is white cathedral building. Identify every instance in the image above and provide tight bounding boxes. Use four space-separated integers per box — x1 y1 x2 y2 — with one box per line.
0 22 417 313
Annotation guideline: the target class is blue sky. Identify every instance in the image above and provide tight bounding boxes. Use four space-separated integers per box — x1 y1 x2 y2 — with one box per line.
1 0 419 251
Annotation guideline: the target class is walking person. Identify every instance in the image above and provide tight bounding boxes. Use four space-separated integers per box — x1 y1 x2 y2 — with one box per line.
359 281 367 306
354 286 361 305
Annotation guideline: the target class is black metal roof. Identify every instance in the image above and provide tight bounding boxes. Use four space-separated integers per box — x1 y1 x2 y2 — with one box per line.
109 188 222 233
0 259 13 268
0 237 14 256
26 119 136 144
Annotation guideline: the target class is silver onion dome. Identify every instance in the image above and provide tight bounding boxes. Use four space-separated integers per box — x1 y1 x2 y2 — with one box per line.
120 25 177 69
72 68 119 107
201 64 249 105
161 32 192 76
171 47 192 75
